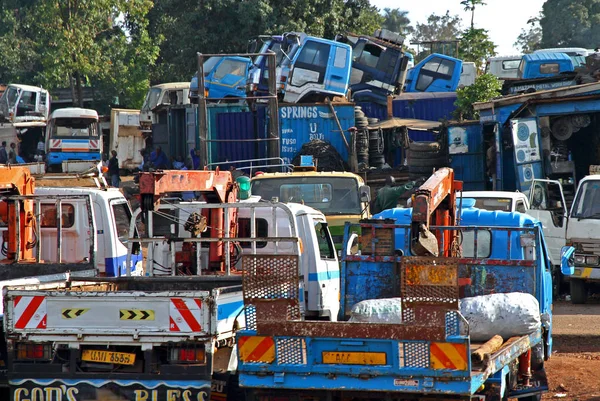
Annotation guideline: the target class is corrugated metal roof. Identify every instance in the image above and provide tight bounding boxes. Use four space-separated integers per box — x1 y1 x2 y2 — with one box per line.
522 52 571 62
371 117 441 130
474 82 600 110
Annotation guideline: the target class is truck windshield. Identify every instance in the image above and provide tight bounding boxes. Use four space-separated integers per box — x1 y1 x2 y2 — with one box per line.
251 177 362 215
3 87 19 108
571 180 600 219
141 88 162 111
203 56 223 75
51 118 98 138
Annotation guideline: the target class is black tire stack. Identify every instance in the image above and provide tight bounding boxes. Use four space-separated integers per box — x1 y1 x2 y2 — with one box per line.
354 106 370 169
406 140 449 180
367 118 385 169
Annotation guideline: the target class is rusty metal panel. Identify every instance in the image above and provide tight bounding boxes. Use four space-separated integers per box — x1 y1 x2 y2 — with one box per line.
242 254 301 323
255 321 447 342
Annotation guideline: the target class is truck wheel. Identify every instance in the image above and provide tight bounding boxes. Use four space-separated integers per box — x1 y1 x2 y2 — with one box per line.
408 141 440 152
570 279 587 304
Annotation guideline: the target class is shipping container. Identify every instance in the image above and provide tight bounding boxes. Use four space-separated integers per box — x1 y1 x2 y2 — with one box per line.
205 104 269 168
279 103 355 163
393 92 457 121
109 109 146 171
448 121 485 190
151 105 197 165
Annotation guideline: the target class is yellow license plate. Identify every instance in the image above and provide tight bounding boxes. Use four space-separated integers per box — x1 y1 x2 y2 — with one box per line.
322 351 386 365
81 350 136 365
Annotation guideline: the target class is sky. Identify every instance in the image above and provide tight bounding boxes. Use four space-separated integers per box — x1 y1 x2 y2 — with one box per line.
371 0 546 56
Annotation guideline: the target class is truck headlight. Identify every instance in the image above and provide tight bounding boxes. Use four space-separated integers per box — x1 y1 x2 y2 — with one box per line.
575 254 586 264
586 255 600 266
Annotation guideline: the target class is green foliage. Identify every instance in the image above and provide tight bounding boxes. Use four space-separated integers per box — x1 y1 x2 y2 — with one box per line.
382 8 413 35
460 0 487 28
540 0 600 48
458 27 496 71
412 11 462 42
453 73 501 121
147 0 384 84
514 14 542 54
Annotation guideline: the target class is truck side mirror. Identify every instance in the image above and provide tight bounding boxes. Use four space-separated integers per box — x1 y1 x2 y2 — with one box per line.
560 245 575 276
359 185 371 203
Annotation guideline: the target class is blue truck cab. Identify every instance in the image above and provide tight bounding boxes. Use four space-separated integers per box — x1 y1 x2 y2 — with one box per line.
518 52 575 79
336 29 410 105
190 56 251 102
404 53 464 92
246 34 286 98
236 201 575 400
281 36 352 103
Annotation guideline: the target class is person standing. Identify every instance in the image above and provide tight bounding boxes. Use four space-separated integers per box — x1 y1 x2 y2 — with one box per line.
108 150 120 188
8 143 17 164
0 142 8 164
190 148 201 170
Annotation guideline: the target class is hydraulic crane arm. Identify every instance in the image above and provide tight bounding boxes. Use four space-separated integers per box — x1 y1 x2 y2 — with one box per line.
138 168 235 211
0 166 36 262
137 168 238 271
410 167 463 257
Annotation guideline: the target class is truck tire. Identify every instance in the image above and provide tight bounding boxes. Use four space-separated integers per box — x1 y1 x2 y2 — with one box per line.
570 279 587 304
407 156 448 167
406 149 443 159
408 141 440 152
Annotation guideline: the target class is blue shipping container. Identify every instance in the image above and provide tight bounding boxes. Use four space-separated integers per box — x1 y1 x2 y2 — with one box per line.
393 92 457 121
206 103 253 163
279 103 355 163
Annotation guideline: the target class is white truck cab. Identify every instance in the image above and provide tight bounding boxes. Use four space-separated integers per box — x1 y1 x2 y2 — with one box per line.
460 191 530 213
461 184 568 296
150 201 340 321
565 173 600 303
31 187 142 276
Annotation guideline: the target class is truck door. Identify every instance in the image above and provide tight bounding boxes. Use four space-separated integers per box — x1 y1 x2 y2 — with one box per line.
510 118 544 192
38 199 89 264
284 40 347 103
307 217 340 321
527 179 567 268
405 54 463 92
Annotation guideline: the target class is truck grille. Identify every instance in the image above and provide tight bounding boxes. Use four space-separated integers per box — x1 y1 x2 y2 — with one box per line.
572 240 600 254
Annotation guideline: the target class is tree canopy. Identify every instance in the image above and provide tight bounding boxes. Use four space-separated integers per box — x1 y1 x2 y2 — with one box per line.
459 28 496 70
540 0 600 48
514 14 542 54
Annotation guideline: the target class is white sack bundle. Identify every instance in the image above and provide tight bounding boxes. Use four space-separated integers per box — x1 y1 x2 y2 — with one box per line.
349 298 403 323
459 292 541 342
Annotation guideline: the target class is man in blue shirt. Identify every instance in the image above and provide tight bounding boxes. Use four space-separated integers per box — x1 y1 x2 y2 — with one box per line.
150 146 170 169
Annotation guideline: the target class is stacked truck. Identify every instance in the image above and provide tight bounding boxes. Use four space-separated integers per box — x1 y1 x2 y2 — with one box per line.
236 168 575 401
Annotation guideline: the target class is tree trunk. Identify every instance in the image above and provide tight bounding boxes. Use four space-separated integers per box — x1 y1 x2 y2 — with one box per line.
70 75 77 107
75 72 84 108
471 9 475 29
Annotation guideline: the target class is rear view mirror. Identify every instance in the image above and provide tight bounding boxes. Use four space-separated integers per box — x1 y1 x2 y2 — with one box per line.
359 185 371 203
560 246 575 276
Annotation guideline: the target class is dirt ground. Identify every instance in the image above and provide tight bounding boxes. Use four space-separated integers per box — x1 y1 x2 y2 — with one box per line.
540 302 600 401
